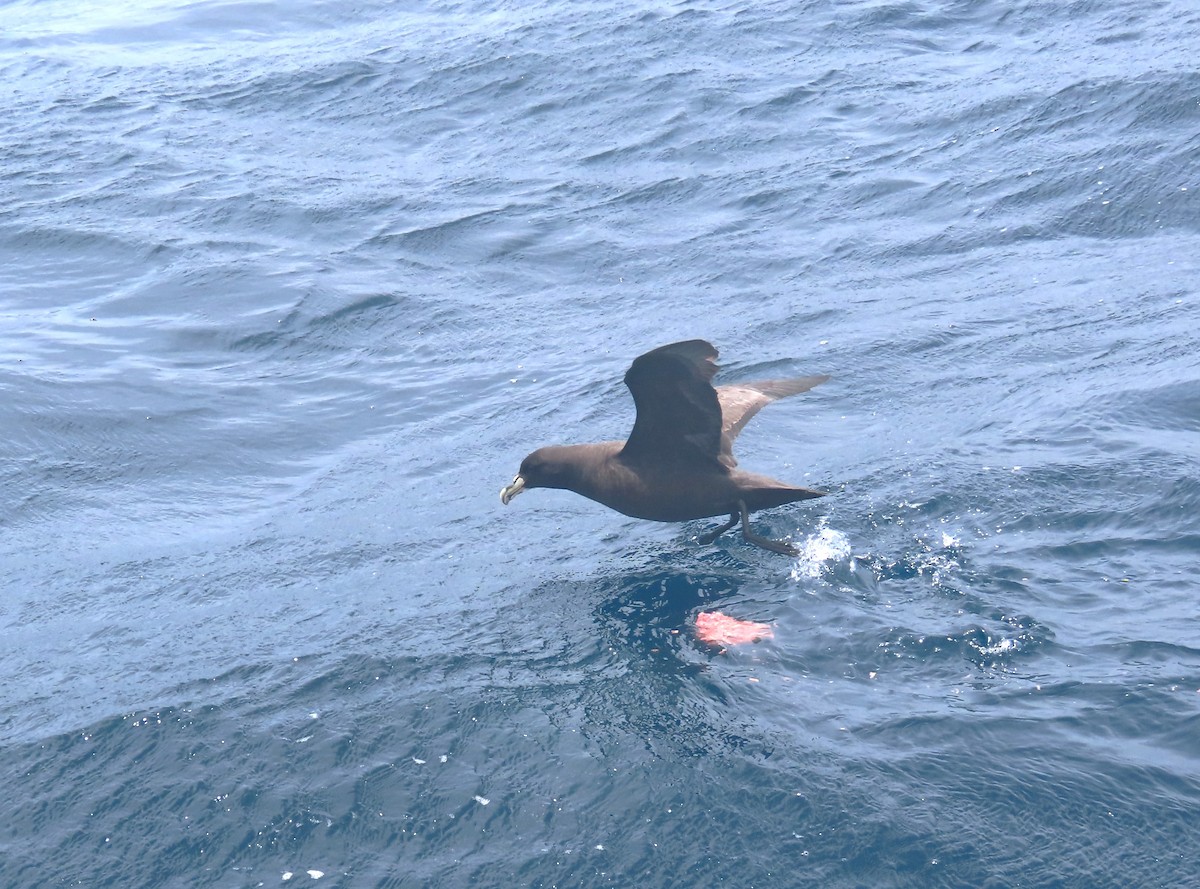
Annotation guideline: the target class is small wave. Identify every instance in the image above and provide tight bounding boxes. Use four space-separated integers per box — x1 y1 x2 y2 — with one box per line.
878 614 1051 671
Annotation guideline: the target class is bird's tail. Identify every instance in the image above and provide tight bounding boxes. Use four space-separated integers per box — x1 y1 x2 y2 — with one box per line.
733 470 826 512
748 485 825 511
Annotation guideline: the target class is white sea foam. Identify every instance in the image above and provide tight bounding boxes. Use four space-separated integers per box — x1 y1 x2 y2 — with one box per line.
790 523 852 581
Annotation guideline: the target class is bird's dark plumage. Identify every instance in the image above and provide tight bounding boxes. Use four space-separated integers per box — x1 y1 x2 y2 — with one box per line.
500 340 829 555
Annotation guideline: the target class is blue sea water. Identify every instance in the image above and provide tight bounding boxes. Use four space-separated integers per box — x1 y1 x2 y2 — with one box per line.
2 0 1199 885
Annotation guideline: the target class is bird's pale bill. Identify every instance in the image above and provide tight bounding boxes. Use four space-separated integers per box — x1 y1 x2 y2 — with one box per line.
500 475 525 505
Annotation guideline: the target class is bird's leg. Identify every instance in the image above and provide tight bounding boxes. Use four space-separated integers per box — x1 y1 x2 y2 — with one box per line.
738 500 799 556
698 511 739 545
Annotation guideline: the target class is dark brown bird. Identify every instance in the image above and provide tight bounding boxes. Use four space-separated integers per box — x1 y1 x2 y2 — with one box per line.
500 340 829 555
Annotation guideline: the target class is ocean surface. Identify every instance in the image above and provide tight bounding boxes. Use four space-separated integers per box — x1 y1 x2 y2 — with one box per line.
2 0 1198 886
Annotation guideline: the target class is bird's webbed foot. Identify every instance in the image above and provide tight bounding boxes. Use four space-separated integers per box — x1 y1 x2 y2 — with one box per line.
738 501 799 556
697 511 739 545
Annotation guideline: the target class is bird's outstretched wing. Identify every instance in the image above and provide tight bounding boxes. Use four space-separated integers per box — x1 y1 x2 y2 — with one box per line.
620 339 724 466
716 375 829 463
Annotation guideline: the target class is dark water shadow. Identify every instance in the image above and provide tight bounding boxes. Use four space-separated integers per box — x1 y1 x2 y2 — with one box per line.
504 542 807 761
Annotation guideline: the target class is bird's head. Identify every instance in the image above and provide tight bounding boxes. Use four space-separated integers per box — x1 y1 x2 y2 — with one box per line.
500 446 579 505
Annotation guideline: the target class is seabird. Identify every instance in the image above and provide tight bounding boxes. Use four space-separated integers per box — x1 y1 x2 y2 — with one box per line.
500 339 829 555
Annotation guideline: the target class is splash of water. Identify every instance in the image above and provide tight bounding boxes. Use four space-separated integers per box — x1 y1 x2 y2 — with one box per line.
790 523 852 581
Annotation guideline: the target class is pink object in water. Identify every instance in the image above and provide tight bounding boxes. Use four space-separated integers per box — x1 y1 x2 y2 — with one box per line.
695 611 774 646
